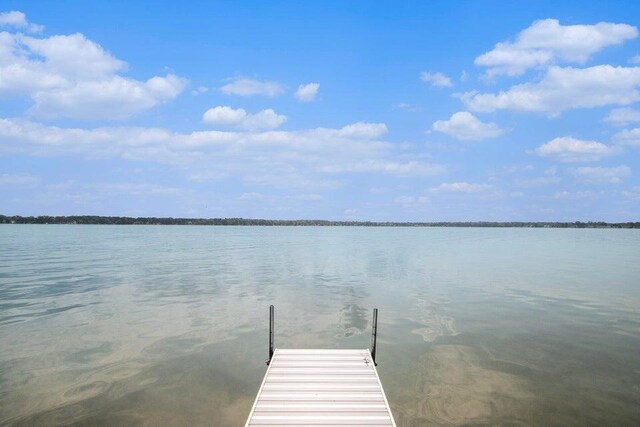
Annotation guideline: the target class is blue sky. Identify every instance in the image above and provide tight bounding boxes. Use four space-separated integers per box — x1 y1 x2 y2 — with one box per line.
1 1 640 221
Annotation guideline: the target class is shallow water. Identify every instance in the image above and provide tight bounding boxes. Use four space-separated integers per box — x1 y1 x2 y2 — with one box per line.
1 225 639 426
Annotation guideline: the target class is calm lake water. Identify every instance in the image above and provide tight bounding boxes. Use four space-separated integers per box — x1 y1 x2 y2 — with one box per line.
1 225 639 426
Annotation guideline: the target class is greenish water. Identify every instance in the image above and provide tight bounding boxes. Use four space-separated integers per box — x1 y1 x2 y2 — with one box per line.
1 225 639 426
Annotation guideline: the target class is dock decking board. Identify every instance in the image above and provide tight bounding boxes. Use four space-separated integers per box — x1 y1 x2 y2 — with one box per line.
245 349 396 426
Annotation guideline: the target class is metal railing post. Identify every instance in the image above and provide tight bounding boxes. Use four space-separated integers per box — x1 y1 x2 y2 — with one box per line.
370 308 378 365
267 305 274 365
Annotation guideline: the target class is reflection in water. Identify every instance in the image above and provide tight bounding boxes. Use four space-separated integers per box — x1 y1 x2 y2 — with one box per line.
0 225 639 425
338 302 369 337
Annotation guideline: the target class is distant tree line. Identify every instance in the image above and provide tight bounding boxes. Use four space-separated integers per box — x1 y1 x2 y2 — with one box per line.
1 215 639 228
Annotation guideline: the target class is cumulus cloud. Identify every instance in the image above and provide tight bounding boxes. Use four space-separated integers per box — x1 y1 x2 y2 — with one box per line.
21 33 126 78
432 112 504 140
573 166 630 183
202 106 247 125
0 29 186 119
613 128 640 146
462 65 640 116
220 77 285 97
420 71 453 87
202 106 287 130
242 109 287 130
475 19 638 77
294 83 319 102
604 108 640 126
428 182 493 193
31 75 186 120
0 118 443 191
338 122 388 139
534 137 619 162
0 11 43 33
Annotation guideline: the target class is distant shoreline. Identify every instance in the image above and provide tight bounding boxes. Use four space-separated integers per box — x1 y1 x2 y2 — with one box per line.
2 215 639 228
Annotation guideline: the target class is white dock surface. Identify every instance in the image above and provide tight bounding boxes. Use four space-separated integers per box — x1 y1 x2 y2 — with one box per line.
245 348 396 426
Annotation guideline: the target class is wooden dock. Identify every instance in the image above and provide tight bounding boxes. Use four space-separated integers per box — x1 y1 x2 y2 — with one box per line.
245 348 396 426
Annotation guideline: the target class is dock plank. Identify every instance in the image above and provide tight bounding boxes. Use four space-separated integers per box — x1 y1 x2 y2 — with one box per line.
245 349 395 426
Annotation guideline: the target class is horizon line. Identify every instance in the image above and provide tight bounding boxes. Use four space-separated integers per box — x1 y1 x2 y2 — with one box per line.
1 214 639 228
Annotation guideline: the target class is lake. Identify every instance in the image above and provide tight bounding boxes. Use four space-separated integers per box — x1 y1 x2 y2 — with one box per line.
1 225 639 426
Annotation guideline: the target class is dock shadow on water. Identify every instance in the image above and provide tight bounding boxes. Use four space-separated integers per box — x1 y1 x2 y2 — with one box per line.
1 226 639 425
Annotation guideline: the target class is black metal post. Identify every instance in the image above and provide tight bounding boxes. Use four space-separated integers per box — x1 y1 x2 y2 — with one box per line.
267 305 274 365
370 308 378 365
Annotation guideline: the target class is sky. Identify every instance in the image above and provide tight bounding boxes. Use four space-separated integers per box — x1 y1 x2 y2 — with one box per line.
1 1 640 221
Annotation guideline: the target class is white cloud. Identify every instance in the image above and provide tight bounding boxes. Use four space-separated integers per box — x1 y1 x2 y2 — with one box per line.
573 166 630 183
242 109 287 130
321 160 445 176
191 86 208 96
0 11 43 33
220 77 285 97
603 108 640 125
202 106 286 130
30 74 186 120
294 82 319 102
0 30 187 119
20 33 126 78
612 128 640 146
428 182 492 193
630 55 640 64
338 122 387 139
432 111 504 140
420 71 453 87
0 33 123 96
534 137 619 162
202 106 247 125
0 118 442 191
475 19 638 77
462 65 640 115
517 176 561 187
